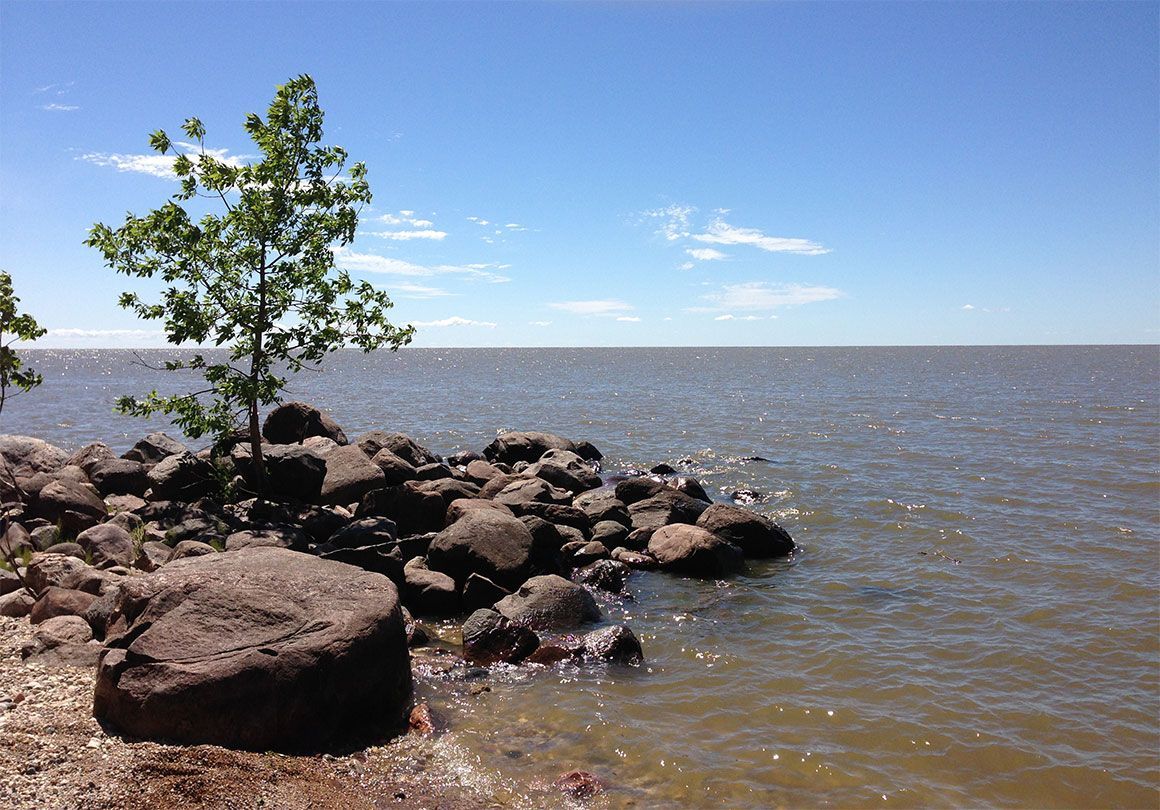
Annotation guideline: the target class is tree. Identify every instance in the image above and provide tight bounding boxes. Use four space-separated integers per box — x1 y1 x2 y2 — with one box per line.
86 75 413 494
0 271 47 424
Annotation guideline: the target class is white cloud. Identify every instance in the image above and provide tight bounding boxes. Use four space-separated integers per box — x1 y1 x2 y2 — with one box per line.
466 216 491 225
679 262 695 271
642 204 696 241
714 314 735 321
694 281 843 312
692 217 829 255
413 316 497 328
377 212 435 228
505 223 527 230
368 229 448 241
686 247 728 261
529 320 552 327
390 283 453 299
961 304 975 310
333 248 511 283
548 300 634 316
78 144 246 179
41 103 79 112
616 316 642 323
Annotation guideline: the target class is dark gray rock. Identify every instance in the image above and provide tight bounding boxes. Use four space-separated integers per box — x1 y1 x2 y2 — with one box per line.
628 489 711 531
262 401 348 445
696 503 795 558
258 444 327 502
328 517 397 549
357 482 447 537
574 559 630 594
461 573 511 613
591 520 630 549
355 432 440 468
670 476 711 503
483 431 578 465
494 574 601 631
461 608 539 665
574 489 632 527
614 476 668 506
93 547 411 752
610 547 659 570
370 449 418 486
89 458 150 497
402 558 458 616
582 624 643 665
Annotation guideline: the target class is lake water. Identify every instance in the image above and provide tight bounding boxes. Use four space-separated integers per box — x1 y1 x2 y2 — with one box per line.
3 346 1157 807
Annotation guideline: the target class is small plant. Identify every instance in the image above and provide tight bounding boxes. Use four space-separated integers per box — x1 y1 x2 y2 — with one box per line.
0 270 46 425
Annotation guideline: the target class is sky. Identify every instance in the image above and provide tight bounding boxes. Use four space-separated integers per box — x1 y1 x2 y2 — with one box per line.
1 1 1157 348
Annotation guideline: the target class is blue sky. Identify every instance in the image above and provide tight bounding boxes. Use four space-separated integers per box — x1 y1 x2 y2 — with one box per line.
1 1 1156 347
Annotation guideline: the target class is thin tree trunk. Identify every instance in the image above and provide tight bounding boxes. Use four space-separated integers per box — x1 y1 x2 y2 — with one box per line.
249 398 266 496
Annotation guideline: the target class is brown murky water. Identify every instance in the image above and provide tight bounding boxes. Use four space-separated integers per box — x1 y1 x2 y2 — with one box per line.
6 346 1158 807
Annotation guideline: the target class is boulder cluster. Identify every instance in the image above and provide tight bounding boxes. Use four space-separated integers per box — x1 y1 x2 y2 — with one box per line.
0 401 795 754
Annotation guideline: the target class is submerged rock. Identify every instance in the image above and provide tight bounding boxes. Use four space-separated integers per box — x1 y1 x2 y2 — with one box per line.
461 608 539 665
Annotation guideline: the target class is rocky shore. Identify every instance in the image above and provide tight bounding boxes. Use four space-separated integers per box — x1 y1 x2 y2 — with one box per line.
0 402 795 805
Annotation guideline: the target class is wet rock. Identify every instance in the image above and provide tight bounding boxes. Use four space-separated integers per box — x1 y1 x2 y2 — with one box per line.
262 401 348 445
319 445 386 506
402 557 459 616
650 463 677 475
574 559 630 594
647 524 744 578
573 441 603 462
696 503 795 558
461 573 511 612
525 644 578 666
554 770 603 800
730 488 764 505
122 432 188 466
483 431 578 465
582 624 643 664
426 510 534 589
357 482 447 537
671 476 711 503
355 431 440 468
447 450 484 467
30 586 97 623
461 608 539 665
76 523 135 568
610 547 659 570
591 520 629 549
495 574 601 631
407 702 440 736
93 547 412 752
628 489 711 531
565 541 610 568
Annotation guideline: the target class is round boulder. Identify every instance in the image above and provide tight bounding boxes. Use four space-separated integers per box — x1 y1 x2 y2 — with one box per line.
262 402 348 446
695 503 795 558
93 547 412 752
494 574 601 631
426 509 534 590
647 524 745 578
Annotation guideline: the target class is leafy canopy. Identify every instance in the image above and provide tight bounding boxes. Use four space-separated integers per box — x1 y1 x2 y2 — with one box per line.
0 271 47 421
86 75 413 451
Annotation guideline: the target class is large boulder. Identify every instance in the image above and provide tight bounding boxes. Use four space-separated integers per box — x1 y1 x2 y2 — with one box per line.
573 488 631 526
256 444 327 502
262 402 348 446
146 452 217 502
370 449 418 486
695 504 795 558
426 510 534 589
355 432 440 468
483 431 577 465
327 517 398 550
25 553 90 594
493 478 573 512
647 524 744 578
402 558 458 616
319 445 386 506
93 547 412 752
0 435 69 479
494 574 601 631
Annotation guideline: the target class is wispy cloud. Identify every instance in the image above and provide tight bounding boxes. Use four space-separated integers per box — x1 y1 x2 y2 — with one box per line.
548 300 634 317
376 212 435 228
368 229 448 241
714 314 735 321
686 247 728 261
693 281 843 312
41 103 79 112
961 304 975 310
714 314 764 321
333 248 511 283
466 216 491 226
642 204 696 241
616 316 642 323
529 320 552 327
78 143 246 179
413 316 497 328
390 283 454 299
692 217 829 255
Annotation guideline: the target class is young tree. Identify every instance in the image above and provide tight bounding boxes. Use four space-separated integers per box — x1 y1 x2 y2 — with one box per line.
86 75 413 493
0 271 47 424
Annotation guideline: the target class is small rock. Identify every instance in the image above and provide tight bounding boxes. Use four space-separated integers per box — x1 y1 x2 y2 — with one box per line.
553 770 603 800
